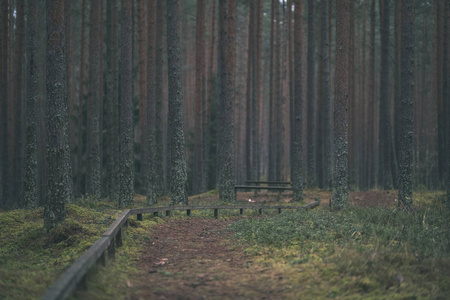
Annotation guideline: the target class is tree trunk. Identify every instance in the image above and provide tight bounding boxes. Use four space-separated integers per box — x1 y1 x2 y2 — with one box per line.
378 0 393 190
120 0 134 207
306 0 316 187
246 1 254 182
146 0 157 205
367 0 376 189
443 0 449 207
24 0 40 209
166 0 188 205
0 0 8 207
194 0 205 195
332 0 350 210
398 0 415 210
292 0 304 202
44 0 72 231
138 0 148 195
87 0 102 200
218 0 236 202
155 0 166 196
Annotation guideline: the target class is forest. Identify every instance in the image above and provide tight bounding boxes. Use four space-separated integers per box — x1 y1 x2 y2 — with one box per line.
0 0 450 299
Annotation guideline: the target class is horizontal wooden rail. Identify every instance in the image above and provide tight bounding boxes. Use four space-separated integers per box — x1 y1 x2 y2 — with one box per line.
245 181 291 185
235 185 293 191
42 202 318 300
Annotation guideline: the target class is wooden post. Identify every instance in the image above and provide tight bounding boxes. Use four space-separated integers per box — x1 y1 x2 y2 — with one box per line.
239 208 243 215
107 241 115 259
214 208 218 219
99 251 106 266
153 211 159 216
258 208 262 215
78 274 88 290
187 209 191 216
116 228 123 247
278 208 282 214
137 213 143 221
165 210 171 217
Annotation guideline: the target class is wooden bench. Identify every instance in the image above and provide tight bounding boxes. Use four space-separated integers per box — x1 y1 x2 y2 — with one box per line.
245 181 291 186
235 185 293 200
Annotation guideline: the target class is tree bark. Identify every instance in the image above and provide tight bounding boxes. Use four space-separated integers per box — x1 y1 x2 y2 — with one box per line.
166 0 188 205
120 0 134 207
398 0 415 210
292 0 304 202
332 0 350 210
24 0 40 209
44 0 72 231
0 0 8 207
306 0 316 187
87 0 102 200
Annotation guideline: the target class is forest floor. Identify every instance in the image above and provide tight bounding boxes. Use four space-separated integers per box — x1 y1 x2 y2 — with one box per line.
107 190 436 300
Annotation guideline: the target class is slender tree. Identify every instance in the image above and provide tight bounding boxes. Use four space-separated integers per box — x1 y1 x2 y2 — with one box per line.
166 0 188 205
398 0 415 210
219 0 236 202
138 0 148 194
120 0 134 207
146 0 157 205
306 0 316 187
378 0 393 189
245 0 254 182
445 0 450 207
194 0 205 194
0 0 8 207
332 0 350 209
87 0 102 200
24 0 40 209
154 0 166 196
44 0 72 231
321 0 332 190
292 0 303 202
106 0 120 203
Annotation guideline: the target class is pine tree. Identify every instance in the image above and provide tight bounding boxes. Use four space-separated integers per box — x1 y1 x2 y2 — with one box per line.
87 0 102 200
332 0 350 210
166 0 188 205
120 0 134 207
398 0 415 210
24 0 40 209
292 0 304 202
44 0 72 231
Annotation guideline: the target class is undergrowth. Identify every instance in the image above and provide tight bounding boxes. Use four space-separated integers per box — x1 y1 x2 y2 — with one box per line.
230 202 450 299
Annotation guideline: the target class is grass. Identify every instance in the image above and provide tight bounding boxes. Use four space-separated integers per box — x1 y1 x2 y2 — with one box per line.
229 194 450 299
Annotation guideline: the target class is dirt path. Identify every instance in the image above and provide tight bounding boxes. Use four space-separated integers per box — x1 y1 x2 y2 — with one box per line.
128 218 284 300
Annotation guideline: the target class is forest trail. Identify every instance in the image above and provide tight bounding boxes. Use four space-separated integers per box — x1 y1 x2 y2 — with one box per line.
124 191 397 299
127 218 282 300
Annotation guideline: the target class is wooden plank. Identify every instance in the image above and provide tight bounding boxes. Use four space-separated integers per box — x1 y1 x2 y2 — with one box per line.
245 181 291 185
137 213 143 221
42 237 110 300
234 185 293 191
102 209 130 238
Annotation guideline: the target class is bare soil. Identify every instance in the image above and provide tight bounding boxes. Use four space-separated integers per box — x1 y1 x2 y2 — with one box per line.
126 190 397 299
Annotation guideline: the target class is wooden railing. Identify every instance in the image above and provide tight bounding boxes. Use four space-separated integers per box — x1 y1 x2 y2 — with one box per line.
41 201 319 300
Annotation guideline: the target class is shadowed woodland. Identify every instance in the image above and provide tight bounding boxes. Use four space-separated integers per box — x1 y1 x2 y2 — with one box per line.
0 0 450 299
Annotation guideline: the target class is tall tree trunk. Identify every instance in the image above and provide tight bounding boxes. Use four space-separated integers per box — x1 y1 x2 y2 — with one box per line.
194 0 205 195
0 0 8 207
306 0 316 187
166 0 188 205
443 0 449 207
367 0 376 189
120 0 134 207
146 0 157 205
275 0 283 181
398 0 415 210
106 0 120 203
44 0 72 231
218 0 236 202
292 0 304 202
318 0 331 190
378 0 393 190
246 1 254 182
138 0 148 194
332 0 350 209
268 0 276 181
24 0 40 209
437 0 445 185
155 0 166 196
87 0 102 200
65 0 77 198
394 0 401 189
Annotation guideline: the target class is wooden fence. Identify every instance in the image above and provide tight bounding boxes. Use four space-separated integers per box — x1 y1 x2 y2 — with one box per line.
41 201 319 300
